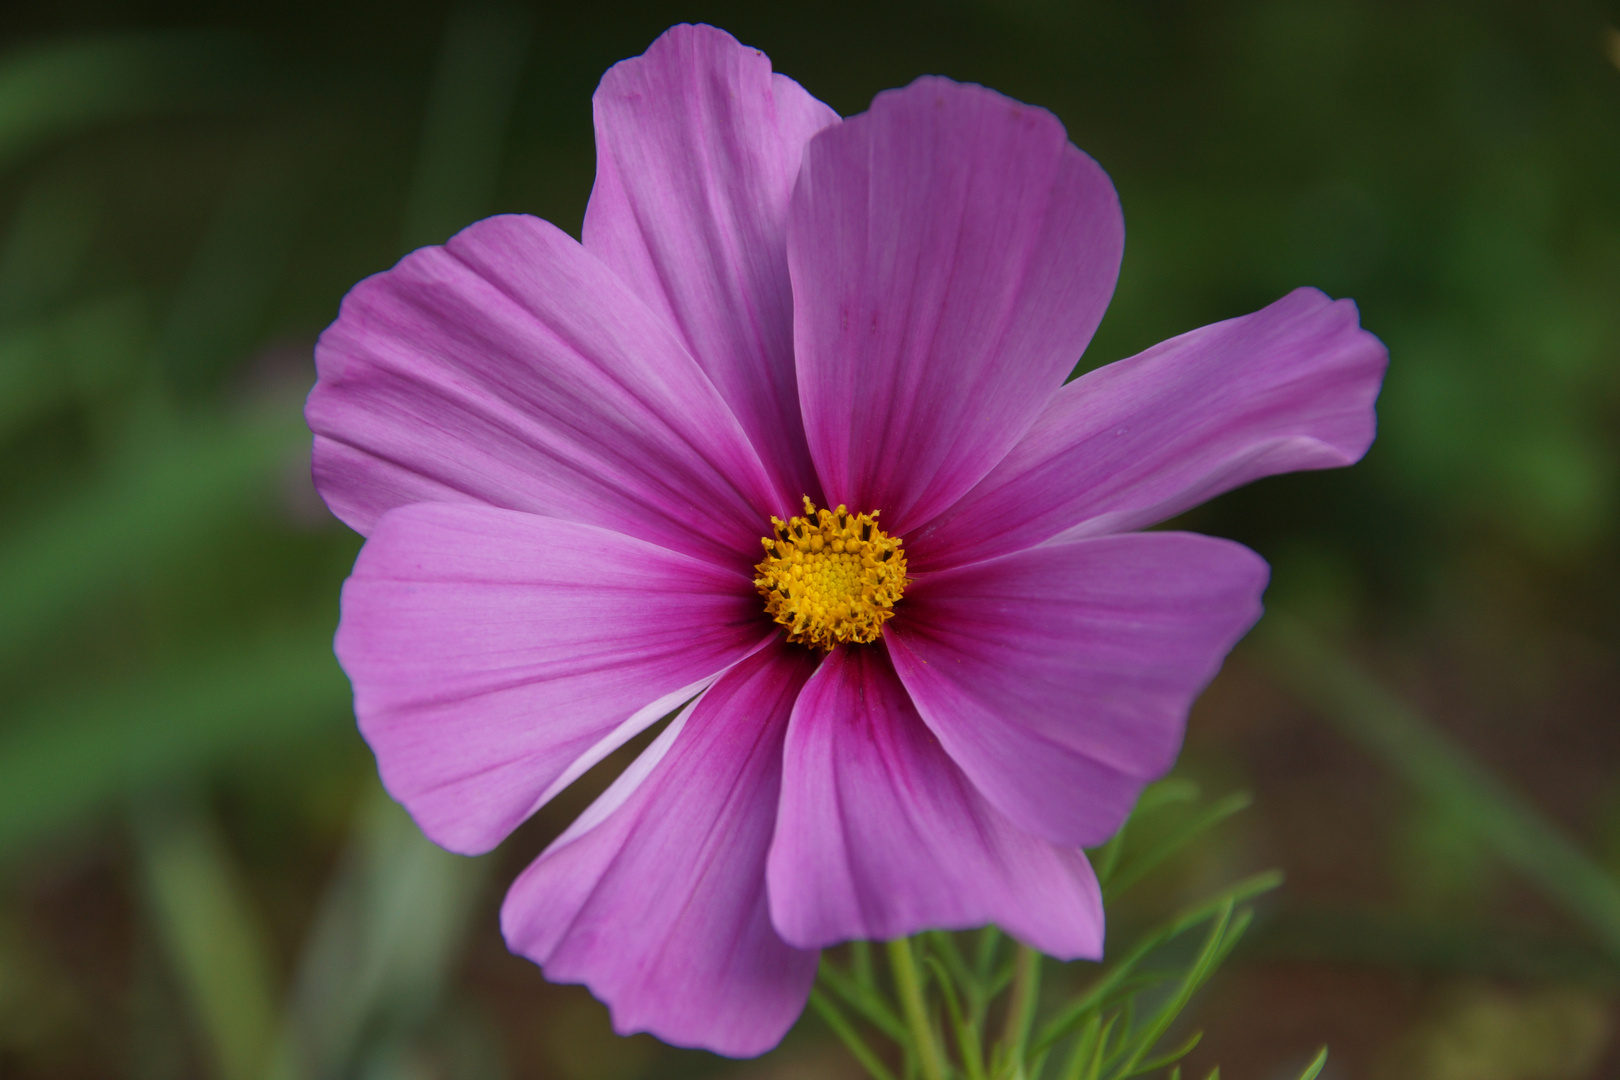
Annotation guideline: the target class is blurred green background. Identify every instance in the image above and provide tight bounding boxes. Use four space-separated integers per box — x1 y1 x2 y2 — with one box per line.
0 1 1617 1078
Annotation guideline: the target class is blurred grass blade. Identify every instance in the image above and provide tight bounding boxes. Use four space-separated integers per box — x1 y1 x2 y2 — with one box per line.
267 783 486 1080
0 413 309 663
0 292 146 436
157 130 319 396
1255 611 1620 959
133 798 279 1080
402 2 533 249
0 171 103 323
0 32 258 172
0 623 348 861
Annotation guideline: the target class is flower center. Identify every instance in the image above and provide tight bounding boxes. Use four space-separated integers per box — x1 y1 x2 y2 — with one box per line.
754 497 909 652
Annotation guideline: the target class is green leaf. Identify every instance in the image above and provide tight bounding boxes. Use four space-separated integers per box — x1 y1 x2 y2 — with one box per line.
1256 612 1620 960
1294 1048 1328 1080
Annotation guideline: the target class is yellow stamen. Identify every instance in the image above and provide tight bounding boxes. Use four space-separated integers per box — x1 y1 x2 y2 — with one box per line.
754 497 910 652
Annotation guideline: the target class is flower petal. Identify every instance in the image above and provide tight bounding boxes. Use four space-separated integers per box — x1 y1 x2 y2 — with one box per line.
910 288 1389 567
501 641 820 1058
307 213 783 564
768 646 1103 958
789 77 1123 532
336 502 774 855
585 24 838 502
885 532 1267 848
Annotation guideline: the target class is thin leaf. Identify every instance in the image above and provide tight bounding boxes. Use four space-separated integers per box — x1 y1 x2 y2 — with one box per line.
812 989 901 1080
1293 1047 1328 1080
926 955 986 1080
1132 779 1202 816
819 957 909 1043
1033 872 1283 1054
1092 827 1129 890
1059 1013 1101 1080
1110 902 1233 1077
852 939 876 989
975 926 1004 983
1103 792 1252 902
1127 1029 1201 1075
928 931 980 1002
1208 907 1256 971
1090 780 1199 888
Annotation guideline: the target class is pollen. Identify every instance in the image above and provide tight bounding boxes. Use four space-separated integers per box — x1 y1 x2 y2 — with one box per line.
754 497 910 652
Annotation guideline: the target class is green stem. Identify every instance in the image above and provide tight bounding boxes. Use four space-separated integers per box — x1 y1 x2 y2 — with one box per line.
889 938 947 1080
1000 946 1041 1073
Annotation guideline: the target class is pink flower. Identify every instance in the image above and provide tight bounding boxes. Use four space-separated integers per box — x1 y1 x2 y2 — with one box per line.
307 24 1386 1057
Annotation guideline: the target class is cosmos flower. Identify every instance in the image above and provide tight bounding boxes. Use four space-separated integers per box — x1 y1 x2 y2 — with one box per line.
306 24 1387 1057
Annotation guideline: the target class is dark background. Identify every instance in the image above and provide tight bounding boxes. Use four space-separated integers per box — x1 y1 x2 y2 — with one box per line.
1 2 1618 1078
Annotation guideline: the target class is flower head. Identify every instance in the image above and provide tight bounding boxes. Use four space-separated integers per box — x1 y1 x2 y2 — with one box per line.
307 24 1386 1058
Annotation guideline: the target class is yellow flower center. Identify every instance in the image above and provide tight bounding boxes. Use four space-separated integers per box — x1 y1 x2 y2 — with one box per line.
754 497 909 651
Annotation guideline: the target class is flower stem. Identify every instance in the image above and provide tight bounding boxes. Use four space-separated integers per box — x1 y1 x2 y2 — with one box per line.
888 937 946 1080
1000 946 1041 1072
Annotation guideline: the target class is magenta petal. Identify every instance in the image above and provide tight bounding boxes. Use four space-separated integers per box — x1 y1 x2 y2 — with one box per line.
911 288 1389 567
886 532 1268 848
306 213 782 563
768 647 1103 958
335 502 775 855
789 77 1123 532
501 642 820 1058
585 24 838 502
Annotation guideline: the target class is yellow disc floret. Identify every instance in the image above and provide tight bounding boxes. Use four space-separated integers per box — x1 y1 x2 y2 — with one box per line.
754 497 910 651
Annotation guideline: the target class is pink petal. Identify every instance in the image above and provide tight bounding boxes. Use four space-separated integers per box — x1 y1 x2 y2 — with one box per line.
585 24 838 503
335 502 775 856
501 642 820 1058
306 213 784 564
885 532 1268 848
768 646 1103 958
789 77 1123 533
909 288 1389 568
